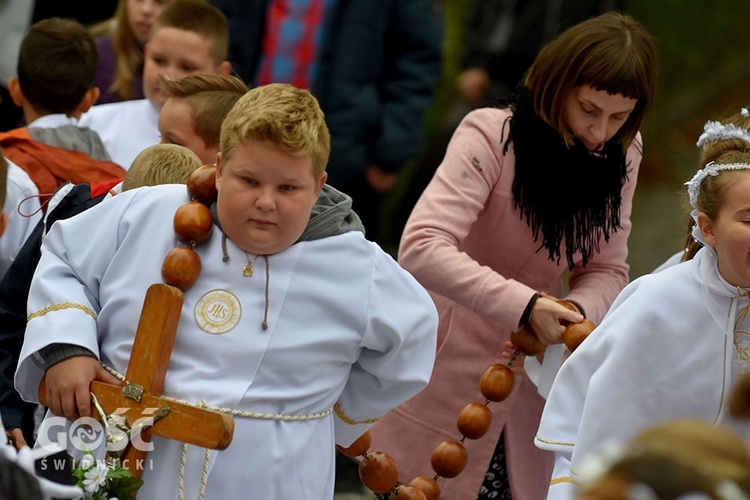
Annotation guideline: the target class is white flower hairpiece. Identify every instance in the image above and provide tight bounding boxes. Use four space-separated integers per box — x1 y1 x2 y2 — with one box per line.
742 108 749 117
685 161 750 209
696 120 750 148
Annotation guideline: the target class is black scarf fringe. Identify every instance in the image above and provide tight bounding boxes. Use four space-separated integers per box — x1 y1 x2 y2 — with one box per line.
497 85 629 269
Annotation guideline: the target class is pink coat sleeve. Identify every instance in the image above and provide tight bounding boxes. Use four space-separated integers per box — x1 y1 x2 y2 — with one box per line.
398 108 538 330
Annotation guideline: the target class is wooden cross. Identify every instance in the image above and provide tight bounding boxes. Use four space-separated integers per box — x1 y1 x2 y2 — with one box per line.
38 283 235 483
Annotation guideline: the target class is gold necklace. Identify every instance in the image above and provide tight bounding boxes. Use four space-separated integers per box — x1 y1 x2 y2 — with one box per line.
243 252 260 277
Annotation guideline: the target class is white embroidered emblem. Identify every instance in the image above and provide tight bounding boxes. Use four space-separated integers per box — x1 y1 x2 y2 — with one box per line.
194 289 242 334
733 330 750 376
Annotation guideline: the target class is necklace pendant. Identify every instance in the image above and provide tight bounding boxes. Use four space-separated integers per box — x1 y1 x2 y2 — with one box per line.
243 265 254 277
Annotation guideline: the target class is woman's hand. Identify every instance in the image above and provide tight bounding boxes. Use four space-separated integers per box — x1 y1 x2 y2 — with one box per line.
528 297 583 345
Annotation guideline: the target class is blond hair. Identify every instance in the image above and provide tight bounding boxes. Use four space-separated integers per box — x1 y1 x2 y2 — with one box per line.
220 83 330 180
579 419 750 499
162 73 248 150
525 12 658 153
123 144 202 191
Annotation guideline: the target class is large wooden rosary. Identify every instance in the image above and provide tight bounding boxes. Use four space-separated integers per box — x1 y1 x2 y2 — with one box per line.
161 164 218 290
338 302 596 499
165 166 599 499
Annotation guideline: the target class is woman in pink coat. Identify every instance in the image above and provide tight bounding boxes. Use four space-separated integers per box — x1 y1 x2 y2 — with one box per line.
369 12 658 500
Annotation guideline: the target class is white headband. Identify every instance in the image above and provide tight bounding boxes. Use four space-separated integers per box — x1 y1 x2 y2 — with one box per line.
685 161 750 209
696 116 750 148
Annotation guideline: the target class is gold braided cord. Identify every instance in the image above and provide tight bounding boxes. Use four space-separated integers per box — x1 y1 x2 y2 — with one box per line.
550 477 575 485
102 364 333 421
27 302 96 322
200 447 210 499
178 443 187 500
333 402 379 425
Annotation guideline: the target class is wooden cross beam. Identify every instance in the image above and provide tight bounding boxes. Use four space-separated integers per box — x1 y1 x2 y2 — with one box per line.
38 283 234 483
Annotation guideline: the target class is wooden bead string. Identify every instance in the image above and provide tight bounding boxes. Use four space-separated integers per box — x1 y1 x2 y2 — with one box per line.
161 165 219 291
338 302 596 500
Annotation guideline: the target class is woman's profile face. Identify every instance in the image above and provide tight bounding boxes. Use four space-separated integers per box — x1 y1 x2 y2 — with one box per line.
563 85 637 152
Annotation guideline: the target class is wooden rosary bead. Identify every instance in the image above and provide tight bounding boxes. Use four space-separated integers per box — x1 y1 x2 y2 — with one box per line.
509 326 544 356
162 246 202 291
187 164 218 206
174 201 213 245
456 402 492 440
336 430 372 457
359 451 399 494
430 439 467 478
408 476 440 500
479 364 515 402
556 299 579 325
563 318 596 352
392 484 428 500
730 373 750 418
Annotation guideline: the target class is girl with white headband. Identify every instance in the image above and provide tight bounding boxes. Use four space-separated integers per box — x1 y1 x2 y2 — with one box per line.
536 149 750 499
654 107 750 270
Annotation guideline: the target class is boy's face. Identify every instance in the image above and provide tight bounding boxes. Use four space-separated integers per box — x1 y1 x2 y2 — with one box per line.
158 98 216 165
215 139 326 256
143 27 227 110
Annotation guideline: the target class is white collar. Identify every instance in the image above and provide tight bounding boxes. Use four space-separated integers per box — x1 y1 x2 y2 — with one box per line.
27 113 78 129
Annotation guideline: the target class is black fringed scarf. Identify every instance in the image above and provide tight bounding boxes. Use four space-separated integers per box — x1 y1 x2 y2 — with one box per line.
499 86 630 269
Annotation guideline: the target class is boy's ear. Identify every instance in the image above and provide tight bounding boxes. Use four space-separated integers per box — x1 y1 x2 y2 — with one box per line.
217 61 232 76
76 87 101 114
0 212 8 239
214 152 223 188
316 171 328 196
7 78 25 107
696 212 716 246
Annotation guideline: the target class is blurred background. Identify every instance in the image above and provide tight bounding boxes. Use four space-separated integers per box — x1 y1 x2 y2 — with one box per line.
381 0 750 281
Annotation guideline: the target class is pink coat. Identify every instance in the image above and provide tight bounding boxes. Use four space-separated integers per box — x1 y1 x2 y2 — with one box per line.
368 107 641 499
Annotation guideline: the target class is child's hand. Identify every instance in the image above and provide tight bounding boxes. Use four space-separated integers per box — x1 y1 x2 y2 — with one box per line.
44 356 122 421
5 428 27 450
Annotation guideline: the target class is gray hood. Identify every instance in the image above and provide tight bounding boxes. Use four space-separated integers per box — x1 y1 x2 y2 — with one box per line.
27 125 112 162
298 184 365 241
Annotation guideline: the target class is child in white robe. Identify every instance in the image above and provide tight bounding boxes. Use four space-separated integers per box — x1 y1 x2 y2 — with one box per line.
0 155 40 280
79 1 233 169
535 149 750 499
15 83 438 499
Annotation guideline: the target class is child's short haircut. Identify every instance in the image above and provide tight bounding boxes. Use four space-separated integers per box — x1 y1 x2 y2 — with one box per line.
123 144 202 191
17 18 98 115
162 73 249 151
220 83 330 180
152 0 229 65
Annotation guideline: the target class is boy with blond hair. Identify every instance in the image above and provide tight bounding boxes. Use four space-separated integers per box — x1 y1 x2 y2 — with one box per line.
122 143 202 191
158 73 248 164
80 0 232 169
15 83 438 498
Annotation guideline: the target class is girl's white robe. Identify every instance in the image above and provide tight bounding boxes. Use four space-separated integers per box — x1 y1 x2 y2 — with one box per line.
535 246 750 499
15 184 438 499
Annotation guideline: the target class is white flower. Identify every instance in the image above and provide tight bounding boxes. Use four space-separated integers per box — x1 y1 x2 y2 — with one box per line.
82 462 109 493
